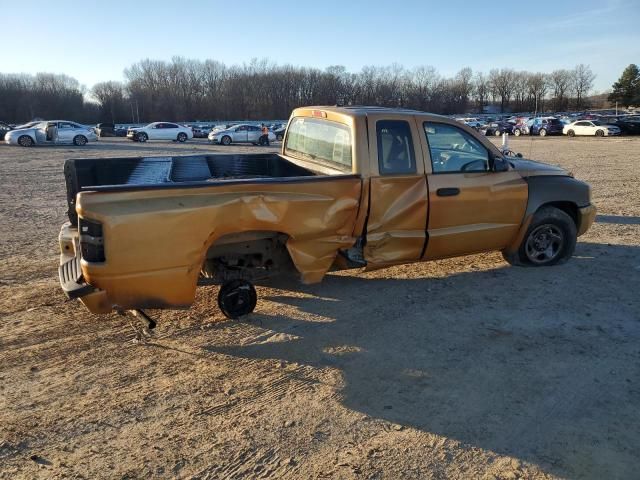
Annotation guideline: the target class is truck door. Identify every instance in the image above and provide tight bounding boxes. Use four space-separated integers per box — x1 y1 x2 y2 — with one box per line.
419 121 528 260
363 116 429 267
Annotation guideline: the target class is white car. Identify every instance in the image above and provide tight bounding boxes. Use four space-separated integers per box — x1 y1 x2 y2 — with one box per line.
208 124 276 145
4 120 98 147
126 122 193 142
563 120 621 137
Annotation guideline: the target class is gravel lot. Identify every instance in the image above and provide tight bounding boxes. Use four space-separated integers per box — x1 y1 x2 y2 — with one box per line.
1 136 639 479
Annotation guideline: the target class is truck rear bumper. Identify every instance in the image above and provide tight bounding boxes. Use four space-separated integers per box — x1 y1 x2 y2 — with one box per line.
58 223 112 314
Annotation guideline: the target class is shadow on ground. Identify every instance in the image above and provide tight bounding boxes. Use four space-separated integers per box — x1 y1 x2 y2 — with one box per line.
596 214 640 225
206 242 640 479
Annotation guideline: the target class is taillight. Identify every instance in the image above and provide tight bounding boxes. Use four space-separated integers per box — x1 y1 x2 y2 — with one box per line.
79 218 105 262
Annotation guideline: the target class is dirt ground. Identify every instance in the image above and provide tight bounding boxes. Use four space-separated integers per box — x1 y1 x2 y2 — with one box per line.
1 135 639 480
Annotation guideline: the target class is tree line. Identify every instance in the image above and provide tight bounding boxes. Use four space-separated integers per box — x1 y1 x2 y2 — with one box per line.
0 59 608 124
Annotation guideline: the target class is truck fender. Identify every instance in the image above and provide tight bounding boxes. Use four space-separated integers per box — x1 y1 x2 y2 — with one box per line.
503 175 591 256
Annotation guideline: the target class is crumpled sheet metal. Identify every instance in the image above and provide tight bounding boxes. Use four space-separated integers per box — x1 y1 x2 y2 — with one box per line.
76 177 362 312
364 176 429 267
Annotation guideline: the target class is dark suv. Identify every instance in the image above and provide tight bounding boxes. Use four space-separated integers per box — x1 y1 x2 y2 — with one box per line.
529 117 564 136
0 121 13 139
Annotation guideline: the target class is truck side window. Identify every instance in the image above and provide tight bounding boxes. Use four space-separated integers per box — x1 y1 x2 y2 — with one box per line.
376 120 416 175
423 122 489 173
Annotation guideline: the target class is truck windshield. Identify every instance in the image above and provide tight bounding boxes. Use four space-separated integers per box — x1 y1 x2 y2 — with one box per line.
284 117 352 170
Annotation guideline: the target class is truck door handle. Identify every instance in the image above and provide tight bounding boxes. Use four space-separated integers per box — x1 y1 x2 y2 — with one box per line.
436 188 460 197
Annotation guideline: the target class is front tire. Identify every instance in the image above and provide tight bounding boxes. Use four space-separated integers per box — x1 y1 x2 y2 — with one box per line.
221 135 232 146
136 132 148 142
539 128 547 137
494 129 502 137
73 135 88 146
217 280 257 319
18 135 34 147
276 133 283 141
567 130 575 137
502 206 576 267
177 132 187 142
514 128 521 137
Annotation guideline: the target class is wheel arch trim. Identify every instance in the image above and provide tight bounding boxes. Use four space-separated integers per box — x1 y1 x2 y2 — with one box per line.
503 175 591 256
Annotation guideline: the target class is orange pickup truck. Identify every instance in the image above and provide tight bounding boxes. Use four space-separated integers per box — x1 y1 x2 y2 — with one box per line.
59 106 596 321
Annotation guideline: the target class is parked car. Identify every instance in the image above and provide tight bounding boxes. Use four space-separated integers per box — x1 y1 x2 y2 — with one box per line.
527 117 564 136
96 123 115 137
4 120 98 147
114 126 128 137
126 122 193 142
480 121 513 137
0 121 13 139
608 116 640 135
190 125 212 138
273 126 286 141
563 120 622 137
59 105 595 320
208 124 276 145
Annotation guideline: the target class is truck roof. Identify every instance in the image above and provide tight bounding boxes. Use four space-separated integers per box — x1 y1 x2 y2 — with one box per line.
302 105 452 120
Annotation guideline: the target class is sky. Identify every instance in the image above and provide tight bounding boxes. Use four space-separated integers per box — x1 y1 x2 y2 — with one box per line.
2 0 639 93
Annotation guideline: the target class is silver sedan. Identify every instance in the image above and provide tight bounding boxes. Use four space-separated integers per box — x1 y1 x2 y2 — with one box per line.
4 120 98 147
208 124 276 145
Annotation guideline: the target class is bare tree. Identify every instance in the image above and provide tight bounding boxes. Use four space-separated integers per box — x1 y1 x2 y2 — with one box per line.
511 72 529 112
527 73 549 113
550 69 572 111
489 68 516 112
473 72 489 113
92 81 127 122
571 64 596 110
0 61 600 123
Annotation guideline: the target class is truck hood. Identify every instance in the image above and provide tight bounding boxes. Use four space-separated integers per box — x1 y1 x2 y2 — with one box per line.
508 158 569 177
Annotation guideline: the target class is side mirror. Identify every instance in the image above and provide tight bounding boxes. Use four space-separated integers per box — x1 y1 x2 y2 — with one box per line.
493 156 510 172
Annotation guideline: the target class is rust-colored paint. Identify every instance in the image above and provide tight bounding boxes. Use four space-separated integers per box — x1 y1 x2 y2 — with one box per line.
364 176 429 267
76 177 362 313
423 171 528 260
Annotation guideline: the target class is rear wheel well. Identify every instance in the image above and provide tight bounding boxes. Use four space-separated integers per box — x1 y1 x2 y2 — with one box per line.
200 231 297 284
539 201 578 227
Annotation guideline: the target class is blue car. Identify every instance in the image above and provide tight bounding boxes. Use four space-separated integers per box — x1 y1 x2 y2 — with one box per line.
527 117 564 136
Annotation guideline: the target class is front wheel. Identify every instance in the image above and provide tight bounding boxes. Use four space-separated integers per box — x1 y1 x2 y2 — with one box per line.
221 135 232 146
73 135 88 146
539 128 547 137
276 133 283 141
217 280 257 319
494 129 502 137
177 132 187 142
502 206 576 267
18 135 34 147
514 128 521 137
136 132 148 142
567 130 575 137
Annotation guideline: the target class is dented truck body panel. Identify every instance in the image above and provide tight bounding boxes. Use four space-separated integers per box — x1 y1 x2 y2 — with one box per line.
58 106 596 315
73 176 362 312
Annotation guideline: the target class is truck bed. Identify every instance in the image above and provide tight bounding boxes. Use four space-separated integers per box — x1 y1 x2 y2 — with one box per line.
64 153 322 225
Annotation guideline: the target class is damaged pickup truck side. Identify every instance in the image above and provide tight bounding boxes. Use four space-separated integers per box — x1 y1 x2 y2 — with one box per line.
59 106 596 321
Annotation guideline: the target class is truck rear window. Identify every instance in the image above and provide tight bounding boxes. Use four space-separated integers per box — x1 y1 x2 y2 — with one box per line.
284 117 352 170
